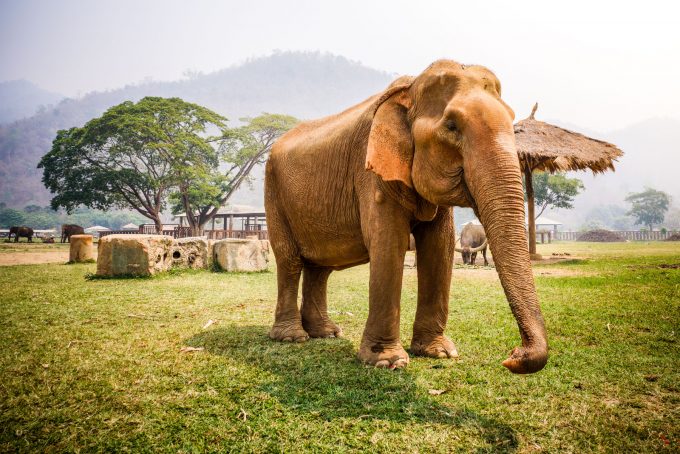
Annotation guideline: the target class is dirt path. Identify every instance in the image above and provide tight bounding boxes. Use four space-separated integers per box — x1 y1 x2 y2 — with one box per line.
0 250 71 266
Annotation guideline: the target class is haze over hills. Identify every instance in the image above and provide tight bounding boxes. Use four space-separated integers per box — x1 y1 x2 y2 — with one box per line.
0 51 678 230
544 117 680 229
0 79 63 124
0 52 392 208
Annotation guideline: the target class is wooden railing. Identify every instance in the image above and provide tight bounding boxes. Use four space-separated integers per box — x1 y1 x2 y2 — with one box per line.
99 227 268 240
207 229 268 240
555 230 679 241
100 226 192 239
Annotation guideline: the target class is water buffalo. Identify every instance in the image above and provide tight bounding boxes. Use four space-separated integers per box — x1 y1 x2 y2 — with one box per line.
455 224 488 266
61 224 85 242
9 226 34 243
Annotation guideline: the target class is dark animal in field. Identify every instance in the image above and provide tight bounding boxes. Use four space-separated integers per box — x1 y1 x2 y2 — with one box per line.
61 224 85 242
9 226 34 242
264 59 548 374
455 224 489 266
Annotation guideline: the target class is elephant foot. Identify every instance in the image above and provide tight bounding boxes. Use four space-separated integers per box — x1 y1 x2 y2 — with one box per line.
302 317 343 338
358 339 409 369
410 334 459 359
269 320 309 343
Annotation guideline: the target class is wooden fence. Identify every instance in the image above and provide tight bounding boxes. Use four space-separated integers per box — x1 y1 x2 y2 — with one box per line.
555 230 679 241
100 227 268 240
100 226 191 239
207 229 269 240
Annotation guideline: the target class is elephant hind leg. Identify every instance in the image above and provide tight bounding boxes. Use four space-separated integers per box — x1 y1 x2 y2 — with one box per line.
266 198 308 343
301 266 342 338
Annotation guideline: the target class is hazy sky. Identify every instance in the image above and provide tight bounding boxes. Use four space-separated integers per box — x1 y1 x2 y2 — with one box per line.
1 0 679 131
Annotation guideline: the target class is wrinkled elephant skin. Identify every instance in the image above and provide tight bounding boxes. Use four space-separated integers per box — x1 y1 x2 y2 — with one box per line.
265 60 548 374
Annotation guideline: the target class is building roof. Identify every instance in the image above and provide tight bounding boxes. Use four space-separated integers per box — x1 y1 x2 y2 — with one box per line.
175 204 266 219
514 104 623 174
84 225 111 232
534 216 563 226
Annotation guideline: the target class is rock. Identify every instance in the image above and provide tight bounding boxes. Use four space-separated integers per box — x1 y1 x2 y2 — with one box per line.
213 238 269 272
69 234 95 262
96 234 173 276
171 237 210 269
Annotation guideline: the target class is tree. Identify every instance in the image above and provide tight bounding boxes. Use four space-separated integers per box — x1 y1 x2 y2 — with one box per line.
38 97 228 232
625 187 671 231
170 113 298 235
0 207 25 227
530 172 584 219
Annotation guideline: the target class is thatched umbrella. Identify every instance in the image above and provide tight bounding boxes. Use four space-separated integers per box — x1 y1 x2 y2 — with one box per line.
514 104 624 258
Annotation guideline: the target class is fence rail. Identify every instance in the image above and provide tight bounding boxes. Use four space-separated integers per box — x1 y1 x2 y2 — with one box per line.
100 226 191 239
207 230 268 240
555 230 679 241
100 228 269 240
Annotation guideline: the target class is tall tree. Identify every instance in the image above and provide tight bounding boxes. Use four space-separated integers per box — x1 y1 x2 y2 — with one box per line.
38 97 228 232
529 172 584 219
170 113 298 235
625 187 671 231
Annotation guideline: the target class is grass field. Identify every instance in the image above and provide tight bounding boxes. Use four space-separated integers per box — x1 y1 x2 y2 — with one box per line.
1 242 678 452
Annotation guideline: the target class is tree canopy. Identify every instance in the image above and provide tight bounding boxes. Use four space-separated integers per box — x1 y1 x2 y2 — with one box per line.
625 187 671 231
529 172 584 219
170 113 298 234
38 97 228 231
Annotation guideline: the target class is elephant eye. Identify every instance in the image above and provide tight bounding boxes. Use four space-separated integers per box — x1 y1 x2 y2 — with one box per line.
445 119 458 133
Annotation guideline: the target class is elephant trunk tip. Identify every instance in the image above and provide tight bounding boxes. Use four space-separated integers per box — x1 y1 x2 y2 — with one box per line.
501 345 548 374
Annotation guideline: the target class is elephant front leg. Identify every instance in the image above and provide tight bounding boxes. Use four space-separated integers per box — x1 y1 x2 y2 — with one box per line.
410 208 458 359
358 225 410 369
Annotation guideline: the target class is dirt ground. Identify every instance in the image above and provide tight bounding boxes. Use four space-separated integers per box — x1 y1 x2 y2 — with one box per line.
403 251 584 279
0 242 98 266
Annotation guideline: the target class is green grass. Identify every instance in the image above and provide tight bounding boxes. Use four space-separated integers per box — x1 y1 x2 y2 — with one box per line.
1 242 678 452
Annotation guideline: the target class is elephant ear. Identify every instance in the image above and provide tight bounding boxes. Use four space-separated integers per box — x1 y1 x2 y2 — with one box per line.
365 84 414 188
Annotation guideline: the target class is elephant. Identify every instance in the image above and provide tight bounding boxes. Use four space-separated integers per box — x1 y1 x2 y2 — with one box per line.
61 224 84 243
455 224 489 266
9 226 34 243
264 60 548 374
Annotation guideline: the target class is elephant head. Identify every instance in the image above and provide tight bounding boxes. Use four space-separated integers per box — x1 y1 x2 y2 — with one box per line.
366 60 548 374
455 237 488 265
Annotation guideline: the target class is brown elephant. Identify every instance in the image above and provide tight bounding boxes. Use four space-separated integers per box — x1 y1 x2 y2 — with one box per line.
264 60 548 374
455 224 489 266
61 224 85 243
9 226 34 242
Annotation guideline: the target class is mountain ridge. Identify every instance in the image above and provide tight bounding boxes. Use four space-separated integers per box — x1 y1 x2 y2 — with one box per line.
0 51 392 207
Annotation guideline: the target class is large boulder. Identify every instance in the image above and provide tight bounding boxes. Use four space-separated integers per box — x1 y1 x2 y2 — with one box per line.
69 234 95 262
96 234 174 277
213 238 269 272
171 237 210 269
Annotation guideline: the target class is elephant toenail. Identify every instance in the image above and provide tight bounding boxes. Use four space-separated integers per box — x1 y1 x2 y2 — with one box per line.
282 336 293 342
393 359 408 368
437 351 448 358
375 360 390 368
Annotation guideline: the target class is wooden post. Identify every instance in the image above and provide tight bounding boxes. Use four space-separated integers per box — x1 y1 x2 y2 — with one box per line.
524 163 541 260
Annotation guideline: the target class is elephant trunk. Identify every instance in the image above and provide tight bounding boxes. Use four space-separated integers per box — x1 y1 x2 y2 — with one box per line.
464 136 548 374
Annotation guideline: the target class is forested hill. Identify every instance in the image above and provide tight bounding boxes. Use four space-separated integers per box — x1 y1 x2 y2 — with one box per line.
0 52 393 207
0 80 63 125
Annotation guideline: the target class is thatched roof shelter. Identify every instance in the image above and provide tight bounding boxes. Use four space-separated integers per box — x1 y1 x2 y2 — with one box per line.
515 103 623 173
513 104 624 258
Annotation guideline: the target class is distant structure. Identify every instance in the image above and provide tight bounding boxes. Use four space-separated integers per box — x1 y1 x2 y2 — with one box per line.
514 103 623 259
